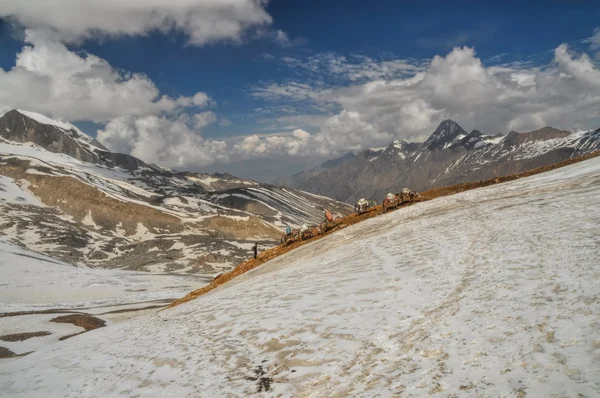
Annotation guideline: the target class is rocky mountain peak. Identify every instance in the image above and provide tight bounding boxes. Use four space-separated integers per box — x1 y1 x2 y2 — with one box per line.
424 119 468 150
468 129 483 138
380 139 421 161
0 109 153 171
1 109 105 163
457 129 486 149
390 139 408 149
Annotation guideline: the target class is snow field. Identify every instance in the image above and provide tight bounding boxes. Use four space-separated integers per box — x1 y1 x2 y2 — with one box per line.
0 157 599 396
0 238 205 313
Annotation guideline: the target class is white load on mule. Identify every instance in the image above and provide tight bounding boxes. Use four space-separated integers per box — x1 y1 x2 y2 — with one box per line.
399 187 420 203
355 198 370 215
383 192 400 212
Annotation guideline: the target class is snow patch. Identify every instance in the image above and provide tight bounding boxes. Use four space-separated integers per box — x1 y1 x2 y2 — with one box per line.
0 176 44 207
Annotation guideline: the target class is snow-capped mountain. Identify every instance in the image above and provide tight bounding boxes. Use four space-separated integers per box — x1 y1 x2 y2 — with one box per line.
284 119 600 202
0 110 351 279
2 153 599 396
423 119 468 150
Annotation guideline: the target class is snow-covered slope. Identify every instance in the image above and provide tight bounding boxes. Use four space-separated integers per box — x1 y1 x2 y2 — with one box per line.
2 156 599 396
0 110 351 276
0 237 203 313
0 237 206 356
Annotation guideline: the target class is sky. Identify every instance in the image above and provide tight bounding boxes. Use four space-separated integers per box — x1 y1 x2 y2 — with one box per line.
1 0 599 181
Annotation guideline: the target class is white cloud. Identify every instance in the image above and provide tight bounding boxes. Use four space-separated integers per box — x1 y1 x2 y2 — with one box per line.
193 112 217 129
269 29 307 48
231 129 317 158
277 53 427 82
100 42 599 169
248 41 600 157
0 0 272 46
0 30 208 122
251 82 320 102
97 115 228 168
0 0 316 170
292 128 311 140
2 10 599 171
586 27 600 53
191 93 211 107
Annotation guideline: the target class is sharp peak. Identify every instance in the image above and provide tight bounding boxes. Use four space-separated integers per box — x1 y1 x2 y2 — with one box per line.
434 119 463 129
429 120 467 137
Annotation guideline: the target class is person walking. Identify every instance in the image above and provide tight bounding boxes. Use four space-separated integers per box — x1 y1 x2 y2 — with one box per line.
253 242 258 259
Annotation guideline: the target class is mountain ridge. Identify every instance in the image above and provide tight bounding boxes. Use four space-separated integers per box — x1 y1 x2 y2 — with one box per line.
282 120 600 203
0 109 352 279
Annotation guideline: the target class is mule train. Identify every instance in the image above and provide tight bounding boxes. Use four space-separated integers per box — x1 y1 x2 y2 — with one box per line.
280 210 342 245
281 188 420 246
382 188 421 212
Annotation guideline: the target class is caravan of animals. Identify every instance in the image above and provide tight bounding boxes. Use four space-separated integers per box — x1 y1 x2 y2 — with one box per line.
280 188 420 245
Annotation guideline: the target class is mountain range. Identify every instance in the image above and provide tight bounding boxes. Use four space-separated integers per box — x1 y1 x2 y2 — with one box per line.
278 120 600 203
0 109 351 281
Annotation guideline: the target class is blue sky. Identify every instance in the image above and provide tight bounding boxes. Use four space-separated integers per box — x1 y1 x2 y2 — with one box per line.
0 0 599 180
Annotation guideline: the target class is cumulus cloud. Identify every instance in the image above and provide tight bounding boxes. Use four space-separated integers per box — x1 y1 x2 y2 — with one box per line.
0 0 315 169
249 41 600 157
0 0 272 46
102 39 600 168
2 8 599 171
193 112 218 129
97 115 228 168
232 129 317 158
0 30 207 122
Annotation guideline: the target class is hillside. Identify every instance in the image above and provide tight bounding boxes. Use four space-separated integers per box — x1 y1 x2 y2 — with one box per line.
1 155 599 396
284 120 600 203
0 109 351 279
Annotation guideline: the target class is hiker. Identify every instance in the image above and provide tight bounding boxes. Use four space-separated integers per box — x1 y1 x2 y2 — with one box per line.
253 242 258 259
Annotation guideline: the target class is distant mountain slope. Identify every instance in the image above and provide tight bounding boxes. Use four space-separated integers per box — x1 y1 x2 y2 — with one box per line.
274 151 357 188
285 120 600 203
0 110 351 279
